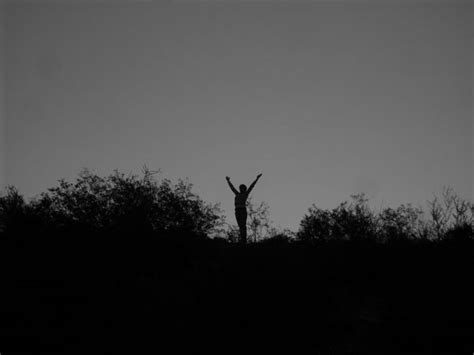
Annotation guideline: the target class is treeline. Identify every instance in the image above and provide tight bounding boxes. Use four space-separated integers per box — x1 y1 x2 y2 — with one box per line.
297 189 473 245
0 168 472 245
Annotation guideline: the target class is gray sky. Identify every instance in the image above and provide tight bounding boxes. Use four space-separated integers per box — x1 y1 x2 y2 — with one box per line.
2 1 473 232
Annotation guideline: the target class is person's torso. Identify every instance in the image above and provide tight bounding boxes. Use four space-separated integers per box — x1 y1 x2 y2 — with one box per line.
234 193 248 209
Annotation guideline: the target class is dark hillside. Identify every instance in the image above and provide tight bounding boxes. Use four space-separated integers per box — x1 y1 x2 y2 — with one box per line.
1 232 473 354
0 172 472 354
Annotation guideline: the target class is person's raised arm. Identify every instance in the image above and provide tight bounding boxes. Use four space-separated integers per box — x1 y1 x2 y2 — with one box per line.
247 173 262 194
226 176 239 195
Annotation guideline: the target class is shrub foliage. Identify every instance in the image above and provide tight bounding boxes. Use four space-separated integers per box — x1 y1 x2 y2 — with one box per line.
297 189 473 244
0 168 225 236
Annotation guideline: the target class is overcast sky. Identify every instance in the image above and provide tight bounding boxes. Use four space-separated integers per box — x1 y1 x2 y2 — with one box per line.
1 1 472 231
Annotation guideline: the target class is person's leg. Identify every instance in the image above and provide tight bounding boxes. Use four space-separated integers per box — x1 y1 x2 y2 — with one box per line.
235 208 247 244
241 209 247 244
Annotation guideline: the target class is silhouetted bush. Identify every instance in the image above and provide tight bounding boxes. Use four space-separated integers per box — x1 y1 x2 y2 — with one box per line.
297 190 473 244
297 193 378 243
258 232 294 246
0 186 28 234
443 222 474 246
377 203 426 244
0 168 225 237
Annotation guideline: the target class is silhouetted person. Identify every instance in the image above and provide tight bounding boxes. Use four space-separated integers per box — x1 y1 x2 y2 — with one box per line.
226 174 262 244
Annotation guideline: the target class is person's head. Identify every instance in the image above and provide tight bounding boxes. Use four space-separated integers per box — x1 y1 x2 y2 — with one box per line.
239 184 247 193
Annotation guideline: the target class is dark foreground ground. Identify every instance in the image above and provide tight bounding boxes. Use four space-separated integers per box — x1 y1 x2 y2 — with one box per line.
1 233 473 354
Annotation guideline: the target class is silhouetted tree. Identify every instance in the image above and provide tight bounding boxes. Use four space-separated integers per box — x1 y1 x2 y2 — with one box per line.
426 186 473 243
0 186 27 234
0 167 225 237
377 203 424 243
